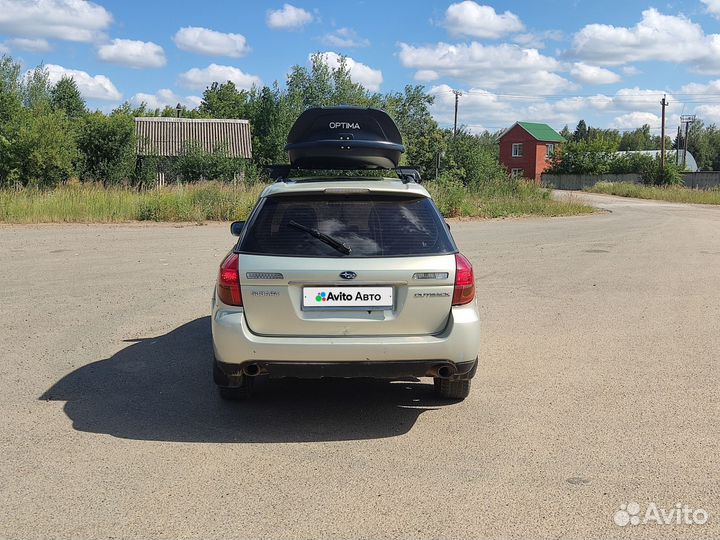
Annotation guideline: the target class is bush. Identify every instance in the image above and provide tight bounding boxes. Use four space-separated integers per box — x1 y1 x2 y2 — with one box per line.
77 111 136 186
638 156 683 185
3 107 77 188
171 141 245 183
427 171 470 217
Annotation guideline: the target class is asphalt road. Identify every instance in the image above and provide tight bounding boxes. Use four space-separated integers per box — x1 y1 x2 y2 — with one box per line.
1 192 719 539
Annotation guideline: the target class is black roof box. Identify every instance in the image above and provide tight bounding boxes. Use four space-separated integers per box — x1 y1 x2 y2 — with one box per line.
285 106 405 169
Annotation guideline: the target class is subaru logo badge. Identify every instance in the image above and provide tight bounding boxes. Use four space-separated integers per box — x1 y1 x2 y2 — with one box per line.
339 271 357 280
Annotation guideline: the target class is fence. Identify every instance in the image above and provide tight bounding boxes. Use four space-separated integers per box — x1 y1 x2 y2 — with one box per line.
543 172 720 190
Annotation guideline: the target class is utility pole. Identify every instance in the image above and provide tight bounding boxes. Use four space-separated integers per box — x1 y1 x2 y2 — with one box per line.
675 126 681 166
660 95 667 176
453 89 462 136
680 114 696 170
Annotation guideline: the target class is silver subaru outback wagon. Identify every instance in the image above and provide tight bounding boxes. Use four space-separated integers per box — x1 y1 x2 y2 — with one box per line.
211 107 480 400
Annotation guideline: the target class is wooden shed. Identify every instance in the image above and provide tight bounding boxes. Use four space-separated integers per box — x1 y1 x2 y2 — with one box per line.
135 117 252 185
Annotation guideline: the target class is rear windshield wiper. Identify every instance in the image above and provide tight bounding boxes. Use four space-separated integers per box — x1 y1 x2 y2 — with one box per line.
288 220 352 255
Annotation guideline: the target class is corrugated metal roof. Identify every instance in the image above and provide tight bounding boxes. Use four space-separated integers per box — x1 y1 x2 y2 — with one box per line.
135 117 252 158
510 122 565 142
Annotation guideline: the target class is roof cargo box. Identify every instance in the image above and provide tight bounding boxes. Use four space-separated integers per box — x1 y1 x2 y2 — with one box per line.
285 106 405 169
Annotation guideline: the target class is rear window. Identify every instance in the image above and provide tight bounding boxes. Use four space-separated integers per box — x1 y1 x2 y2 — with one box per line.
239 194 456 257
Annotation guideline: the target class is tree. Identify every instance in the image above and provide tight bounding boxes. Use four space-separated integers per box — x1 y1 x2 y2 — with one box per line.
619 125 655 151
573 120 588 141
76 111 136 186
548 134 618 175
50 76 86 119
249 83 292 165
199 81 250 118
443 128 508 187
685 120 720 171
3 107 77 187
21 65 52 110
383 85 443 176
0 55 22 126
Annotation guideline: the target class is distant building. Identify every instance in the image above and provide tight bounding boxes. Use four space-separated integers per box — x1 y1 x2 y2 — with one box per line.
499 122 565 183
135 117 252 185
614 150 699 172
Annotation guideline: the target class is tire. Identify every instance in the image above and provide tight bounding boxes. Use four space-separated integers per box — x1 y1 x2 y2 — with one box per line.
435 378 471 400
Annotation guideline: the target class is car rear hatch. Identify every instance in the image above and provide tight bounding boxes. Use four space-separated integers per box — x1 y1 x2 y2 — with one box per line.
237 192 457 337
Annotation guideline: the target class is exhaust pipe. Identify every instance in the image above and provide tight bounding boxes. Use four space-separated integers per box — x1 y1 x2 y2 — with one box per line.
243 363 261 377
433 364 457 379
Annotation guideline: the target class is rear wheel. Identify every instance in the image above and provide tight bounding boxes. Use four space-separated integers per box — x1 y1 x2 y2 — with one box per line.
435 378 471 400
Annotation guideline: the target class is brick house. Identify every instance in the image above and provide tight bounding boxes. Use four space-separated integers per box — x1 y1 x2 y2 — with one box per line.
499 122 565 183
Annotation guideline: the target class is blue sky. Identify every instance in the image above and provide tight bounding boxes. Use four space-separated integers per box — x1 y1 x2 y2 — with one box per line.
2 0 720 134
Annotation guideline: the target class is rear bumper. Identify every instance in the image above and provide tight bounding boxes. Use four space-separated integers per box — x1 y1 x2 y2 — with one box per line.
216 358 478 380
211 297 480 369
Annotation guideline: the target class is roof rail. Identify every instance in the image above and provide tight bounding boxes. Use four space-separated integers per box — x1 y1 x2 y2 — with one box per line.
266 164 422 184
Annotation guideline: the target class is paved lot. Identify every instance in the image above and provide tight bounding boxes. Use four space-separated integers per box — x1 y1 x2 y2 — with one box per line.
1 192 719 539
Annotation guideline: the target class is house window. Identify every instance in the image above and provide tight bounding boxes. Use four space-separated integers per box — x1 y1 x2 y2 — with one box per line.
511 143 523 157
546 144 555 158
511 168 524 178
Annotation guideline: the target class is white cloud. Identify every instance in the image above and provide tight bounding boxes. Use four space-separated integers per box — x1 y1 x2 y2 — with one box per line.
44 64 121 100
0 0 111 42
97 39 166 69
7 37 52 52
512 30 563 49
570 62 621 85
426 83 679 133
694 104 720 123
0 43 8 54
415 70 440 82
613 87 674 112
131 89 202 110
315 52 383 92
680 79 720 95
441 1 524 39
572 8 720 74
266 4 313 29
173 27 250 58
429 84 512 131
178 63 261 91
622 66 641 76
321 27 369 48
610 111 661 129
702 0 720 18
398 41 574 93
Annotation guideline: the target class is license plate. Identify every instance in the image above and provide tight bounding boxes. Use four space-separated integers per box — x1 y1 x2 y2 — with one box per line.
302 286 393 310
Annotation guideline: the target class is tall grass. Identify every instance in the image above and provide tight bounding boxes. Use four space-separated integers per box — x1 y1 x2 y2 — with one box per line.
426 177 594 218
588 182 720 205
0 179 593 223
0 182 266 223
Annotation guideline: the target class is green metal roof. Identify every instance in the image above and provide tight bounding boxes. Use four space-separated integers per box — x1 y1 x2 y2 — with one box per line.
516 122 565 142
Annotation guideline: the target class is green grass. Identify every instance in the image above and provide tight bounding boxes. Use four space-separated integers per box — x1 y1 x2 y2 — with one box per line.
587 182 720 205
426 179 594 218
0 179 593 223
0 182 266 223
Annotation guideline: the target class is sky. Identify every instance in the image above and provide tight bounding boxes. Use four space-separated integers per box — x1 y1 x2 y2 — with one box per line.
2 0 720 135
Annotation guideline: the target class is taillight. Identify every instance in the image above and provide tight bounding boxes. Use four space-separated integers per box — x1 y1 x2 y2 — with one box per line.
452 253 475 306
217 253 242 306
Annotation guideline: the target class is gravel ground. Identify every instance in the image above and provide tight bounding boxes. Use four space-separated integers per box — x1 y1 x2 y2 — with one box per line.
1 192 719 539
